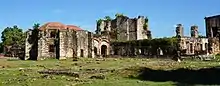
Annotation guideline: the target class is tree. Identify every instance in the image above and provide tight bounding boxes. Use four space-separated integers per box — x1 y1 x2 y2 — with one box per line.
1 26 25 46
33 23 40 30
1 25 25 57
32 23 40 39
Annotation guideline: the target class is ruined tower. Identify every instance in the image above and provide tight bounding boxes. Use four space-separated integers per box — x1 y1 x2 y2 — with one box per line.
191 25 199 38
175 24 185 51
96 15 151 42
176 24 184 37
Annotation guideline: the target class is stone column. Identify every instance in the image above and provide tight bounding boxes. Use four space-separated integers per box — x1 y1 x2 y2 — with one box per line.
175 24 184 62
25 30 32 60
176 24 184 37
191 25 199 38
59 30 67 60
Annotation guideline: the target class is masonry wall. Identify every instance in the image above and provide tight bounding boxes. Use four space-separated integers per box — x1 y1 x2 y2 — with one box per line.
128 19 137 40
116 16 130 41
25 30 33 60
96 15 151 42
137 16 146 40
205 16 220 38
58 30 77 59
37 30 55 60
76 30 89 58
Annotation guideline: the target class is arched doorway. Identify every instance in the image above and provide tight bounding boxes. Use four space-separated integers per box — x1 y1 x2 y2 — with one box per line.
101 45 107 57
94 47 98 56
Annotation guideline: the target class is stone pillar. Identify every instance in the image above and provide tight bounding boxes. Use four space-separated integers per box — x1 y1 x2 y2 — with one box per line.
176 24 184 37
88 32 93 58
175 24 184 62
59 30 67 60
176 24 184 50
137 16 145 40
191 25 199 38
37 31 48 60
208 38 214 54
25 30 32 60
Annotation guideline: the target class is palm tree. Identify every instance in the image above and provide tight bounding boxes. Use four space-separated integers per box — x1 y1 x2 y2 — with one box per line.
33 23 40 30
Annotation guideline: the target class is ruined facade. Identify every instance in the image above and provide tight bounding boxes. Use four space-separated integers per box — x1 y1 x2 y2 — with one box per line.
96 16 152 42
25 15 153 60
205 15 220 38
205 15 220 54
25 22 109 60
176 24 208 55
111 24 209 57
24 14 220 60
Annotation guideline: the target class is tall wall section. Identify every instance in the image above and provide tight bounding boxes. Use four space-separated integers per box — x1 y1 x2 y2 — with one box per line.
58 30 77 59
76 30 89 58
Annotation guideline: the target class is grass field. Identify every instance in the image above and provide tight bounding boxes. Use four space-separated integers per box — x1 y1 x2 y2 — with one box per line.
0 57 220 86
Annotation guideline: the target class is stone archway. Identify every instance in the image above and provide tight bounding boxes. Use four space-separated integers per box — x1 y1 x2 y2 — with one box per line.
101 45 107 57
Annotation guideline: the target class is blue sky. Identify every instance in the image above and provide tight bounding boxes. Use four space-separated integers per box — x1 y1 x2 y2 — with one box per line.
0 0 220 38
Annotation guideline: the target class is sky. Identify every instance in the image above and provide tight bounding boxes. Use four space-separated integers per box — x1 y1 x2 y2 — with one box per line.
0 0 220 39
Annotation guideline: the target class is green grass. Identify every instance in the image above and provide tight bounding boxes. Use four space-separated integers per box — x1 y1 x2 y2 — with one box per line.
0 57 220 86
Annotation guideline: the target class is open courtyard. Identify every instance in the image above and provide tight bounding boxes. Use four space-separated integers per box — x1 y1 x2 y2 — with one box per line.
0 57 220 86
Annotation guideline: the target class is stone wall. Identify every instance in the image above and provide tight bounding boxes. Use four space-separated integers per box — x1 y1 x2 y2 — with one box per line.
182 37 208 55
128 18 137 40
37 29 55 60
110 40 177 58
25 29 40 60
76 30 89 58
25 30 32 60
116 16 129 41
137 16 146 40
87 32 93 58
205 15 220 38
96 15 151 42
191 25 199 38
58 29 77 59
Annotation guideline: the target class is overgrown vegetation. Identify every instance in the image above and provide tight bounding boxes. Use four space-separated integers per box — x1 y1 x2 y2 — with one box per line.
111 37 178 47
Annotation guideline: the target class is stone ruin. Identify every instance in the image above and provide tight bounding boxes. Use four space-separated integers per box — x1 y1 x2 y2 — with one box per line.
25 15 151 60
110 24 211 58
96 15 152 42
24 14 220 60
175 24 208 56
25 22 110 60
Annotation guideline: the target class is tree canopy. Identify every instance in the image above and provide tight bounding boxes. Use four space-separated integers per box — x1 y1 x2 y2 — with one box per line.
1 25 25 46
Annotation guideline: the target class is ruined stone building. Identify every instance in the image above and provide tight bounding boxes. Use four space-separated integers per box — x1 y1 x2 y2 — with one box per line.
25 14 220 60
96 16 152 42
205 14 220 54
25 15 151 60
25 22 109 60
111 24 209 57
175 24 208 55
